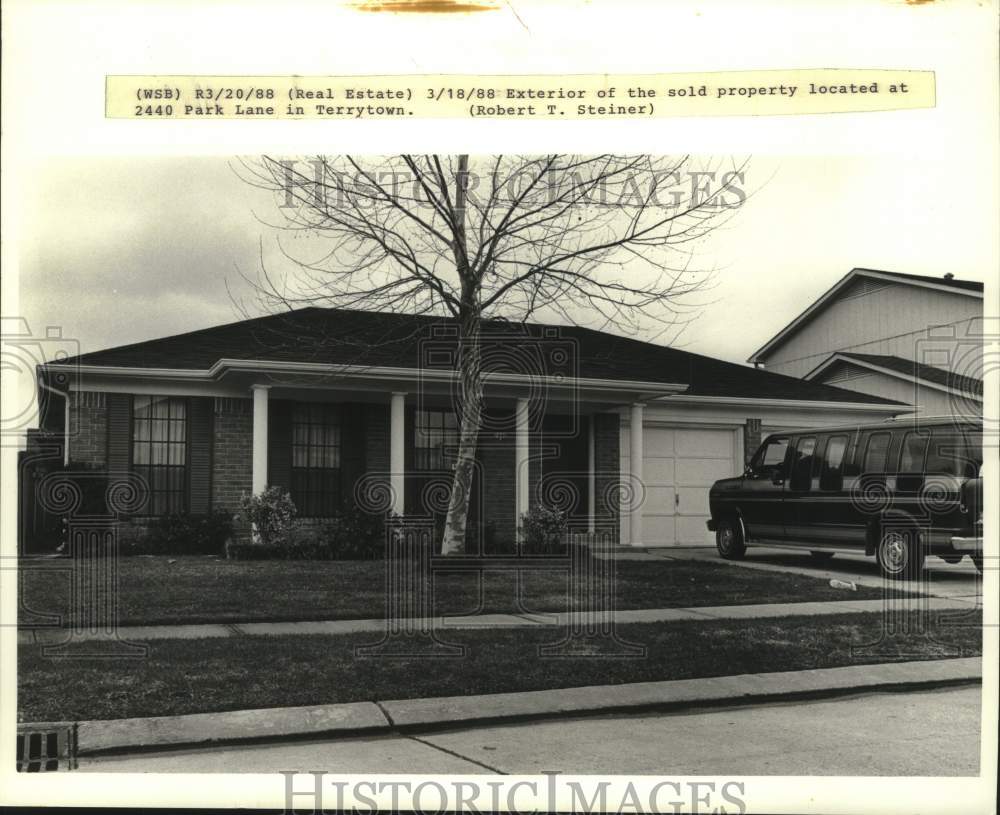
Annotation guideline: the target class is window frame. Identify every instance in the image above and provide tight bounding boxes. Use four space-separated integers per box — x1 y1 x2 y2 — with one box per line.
414 408 460 471
130 394 190 516
290 403 343 518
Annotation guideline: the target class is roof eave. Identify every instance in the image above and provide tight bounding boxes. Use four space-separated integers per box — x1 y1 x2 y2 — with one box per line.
805 353 984 402
41 359 689 398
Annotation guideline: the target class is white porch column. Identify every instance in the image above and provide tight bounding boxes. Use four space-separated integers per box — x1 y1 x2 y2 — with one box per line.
587 416 596 534
629 402 645 546
515 397 530 533
251 385 270 494
390 392 406 516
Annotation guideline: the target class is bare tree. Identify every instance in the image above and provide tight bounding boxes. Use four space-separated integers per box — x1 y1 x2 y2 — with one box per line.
238 154 746 554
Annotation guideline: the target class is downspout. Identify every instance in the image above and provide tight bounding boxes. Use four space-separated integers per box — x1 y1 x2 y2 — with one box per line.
37 375 70 466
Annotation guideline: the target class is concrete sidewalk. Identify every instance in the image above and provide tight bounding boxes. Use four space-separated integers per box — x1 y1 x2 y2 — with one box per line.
18 594 980 644
58 656 981 757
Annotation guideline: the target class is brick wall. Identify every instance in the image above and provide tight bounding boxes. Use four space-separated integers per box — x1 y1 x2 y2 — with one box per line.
477 408 516 546
212 397 252 514
68 391 107 467
593 412 620 544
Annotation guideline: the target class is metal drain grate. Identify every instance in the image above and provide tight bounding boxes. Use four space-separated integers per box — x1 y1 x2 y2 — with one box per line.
16 724 76 772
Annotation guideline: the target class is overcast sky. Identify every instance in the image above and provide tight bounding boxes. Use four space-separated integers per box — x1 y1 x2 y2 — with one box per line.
18 153 991 373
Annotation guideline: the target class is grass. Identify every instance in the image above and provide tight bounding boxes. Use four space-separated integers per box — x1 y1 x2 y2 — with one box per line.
18 611 981 722
18 554 894 627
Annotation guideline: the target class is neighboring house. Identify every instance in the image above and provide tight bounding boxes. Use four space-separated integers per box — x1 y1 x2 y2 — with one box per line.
747 268 985 417
27 308 905 550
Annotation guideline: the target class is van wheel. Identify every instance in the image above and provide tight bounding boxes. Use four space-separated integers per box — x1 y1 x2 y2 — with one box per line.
970 554 983 574
809 551 835 562
940 555 963 565
716 518 746 560
876 528 924 580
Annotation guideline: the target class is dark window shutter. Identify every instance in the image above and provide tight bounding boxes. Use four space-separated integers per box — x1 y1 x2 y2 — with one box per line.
340 403 365 512
106 393 142 513
268 400 293 492
188 397 213 514
107 393 131 473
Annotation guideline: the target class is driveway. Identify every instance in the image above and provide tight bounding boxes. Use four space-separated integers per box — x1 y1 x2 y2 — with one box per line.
657 546 981 604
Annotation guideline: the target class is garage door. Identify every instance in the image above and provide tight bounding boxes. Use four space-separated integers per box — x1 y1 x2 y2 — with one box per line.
622 426 738 546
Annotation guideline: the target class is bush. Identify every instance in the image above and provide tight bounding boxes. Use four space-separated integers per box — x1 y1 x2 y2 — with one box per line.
518 504 568 555
327 506 397 560
236 487 297 546
119 509 234 556
225 524 332 561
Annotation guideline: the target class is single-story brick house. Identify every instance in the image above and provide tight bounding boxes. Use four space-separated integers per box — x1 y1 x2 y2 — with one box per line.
31 308 907 549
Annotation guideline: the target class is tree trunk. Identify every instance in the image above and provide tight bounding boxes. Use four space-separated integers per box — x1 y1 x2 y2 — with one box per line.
440 154 480 556
441 312 482 555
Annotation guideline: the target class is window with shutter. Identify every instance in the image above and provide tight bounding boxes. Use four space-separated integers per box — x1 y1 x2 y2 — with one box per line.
132 395 188 515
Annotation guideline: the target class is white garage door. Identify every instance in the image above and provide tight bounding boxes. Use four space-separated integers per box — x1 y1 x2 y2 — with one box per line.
622 426 738 546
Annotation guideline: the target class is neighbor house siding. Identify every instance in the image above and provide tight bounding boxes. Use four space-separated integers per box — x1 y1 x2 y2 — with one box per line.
211 397 253 513
68 391 108 468
762 280 981 378
812 367 959 416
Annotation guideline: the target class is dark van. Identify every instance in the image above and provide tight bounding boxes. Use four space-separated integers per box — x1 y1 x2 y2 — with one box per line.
707 417 983 579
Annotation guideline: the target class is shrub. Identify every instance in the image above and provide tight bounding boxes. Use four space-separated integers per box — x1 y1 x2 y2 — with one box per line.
326 506 395 560
518 504 568 555
119 509 234 556
236 487 297 546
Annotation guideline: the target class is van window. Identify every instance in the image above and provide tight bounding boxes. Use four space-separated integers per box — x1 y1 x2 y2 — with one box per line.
899 431 929 472
926 427 977 476
862 431 892 473
790 436 817 491
751 436 789 476
819 434 849 491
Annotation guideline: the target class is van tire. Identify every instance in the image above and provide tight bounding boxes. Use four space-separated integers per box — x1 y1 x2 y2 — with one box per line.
876 527 924 580
716 518 746 560
809 551 836 562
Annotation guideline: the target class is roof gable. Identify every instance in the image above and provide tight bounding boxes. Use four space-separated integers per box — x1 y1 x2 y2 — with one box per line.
807 352 983 399
748 268 984 364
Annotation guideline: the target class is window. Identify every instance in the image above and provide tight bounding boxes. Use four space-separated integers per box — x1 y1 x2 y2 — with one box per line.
819 434 849 491
750 436 789 476
862 432 892 473
790 436 817 491
291 404 341 517
132 395 187 515
415 409 459 470
926 427 976 476
898 431 929 472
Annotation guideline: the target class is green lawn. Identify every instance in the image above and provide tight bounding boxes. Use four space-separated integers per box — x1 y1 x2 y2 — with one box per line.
18 554 895 627
18 611 981 722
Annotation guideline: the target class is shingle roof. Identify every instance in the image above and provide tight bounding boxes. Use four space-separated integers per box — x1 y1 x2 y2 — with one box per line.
835 352 983 396
855 269 984 294
53 307 903 405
